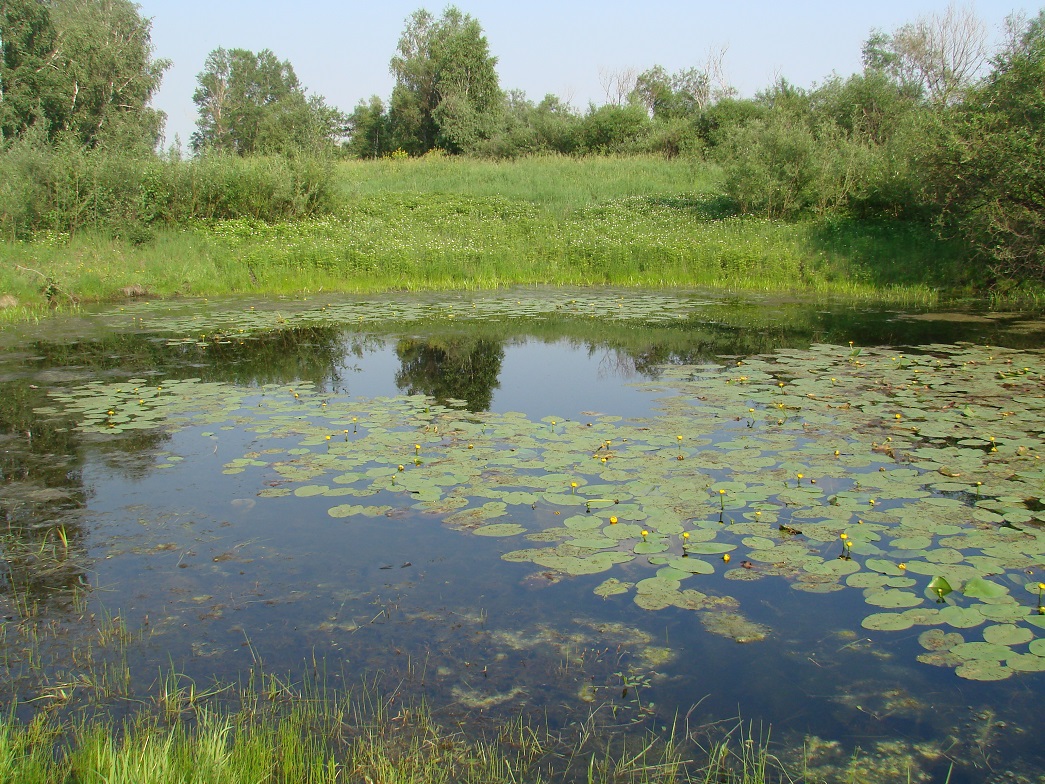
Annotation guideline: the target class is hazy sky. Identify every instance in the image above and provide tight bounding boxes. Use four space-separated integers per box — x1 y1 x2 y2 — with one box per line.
135 0 1031 147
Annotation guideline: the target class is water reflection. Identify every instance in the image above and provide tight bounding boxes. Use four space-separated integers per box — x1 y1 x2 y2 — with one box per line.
0 380 88 612
394 336 504 411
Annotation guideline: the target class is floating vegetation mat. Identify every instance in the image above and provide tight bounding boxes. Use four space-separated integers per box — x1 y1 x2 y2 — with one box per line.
97 291 704 344
35 342 1045 681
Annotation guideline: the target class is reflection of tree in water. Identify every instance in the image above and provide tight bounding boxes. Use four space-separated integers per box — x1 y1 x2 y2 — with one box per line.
0 324 353 611
394 337 504 412
591 301 1024 380
19 325 352 388
592 321 814 380
0 380 89 612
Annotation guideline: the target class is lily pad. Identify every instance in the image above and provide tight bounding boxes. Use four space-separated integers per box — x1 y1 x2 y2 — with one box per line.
862 613 915 631
473 523 527 537
918 629 963 651
962 577 1010 600
955 660 1012 681
593 578 632 598
864 589 923 609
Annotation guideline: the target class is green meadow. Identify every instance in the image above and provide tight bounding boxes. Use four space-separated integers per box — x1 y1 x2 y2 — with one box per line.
0 155 973 322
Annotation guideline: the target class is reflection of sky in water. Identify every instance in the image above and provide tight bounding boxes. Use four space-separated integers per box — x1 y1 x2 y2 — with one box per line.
336 337 663 420
491 340 659 420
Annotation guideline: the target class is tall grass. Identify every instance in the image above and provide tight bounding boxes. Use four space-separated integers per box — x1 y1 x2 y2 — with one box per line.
186 191 955 303
1 154 983 318
0 687 784 784
0 134 335 242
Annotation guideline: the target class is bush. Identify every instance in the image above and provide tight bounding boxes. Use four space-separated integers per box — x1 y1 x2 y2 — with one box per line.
0 136 336 239
631 117 704 159
577 103 652 154
716 114 818 218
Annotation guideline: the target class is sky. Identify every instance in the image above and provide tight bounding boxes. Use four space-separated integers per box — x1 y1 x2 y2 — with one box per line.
135 0 1032 148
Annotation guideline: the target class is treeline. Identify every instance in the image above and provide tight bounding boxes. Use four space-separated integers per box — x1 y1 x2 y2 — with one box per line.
1 1 1043 286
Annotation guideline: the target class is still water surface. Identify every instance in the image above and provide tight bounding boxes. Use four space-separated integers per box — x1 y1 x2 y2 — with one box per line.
2 290 1044 781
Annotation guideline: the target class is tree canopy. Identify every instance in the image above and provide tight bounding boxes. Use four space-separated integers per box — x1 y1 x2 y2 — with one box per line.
388 6 501 154
0 0 168 151
191 47 345 155
862 3 989 105
921 10 1045 283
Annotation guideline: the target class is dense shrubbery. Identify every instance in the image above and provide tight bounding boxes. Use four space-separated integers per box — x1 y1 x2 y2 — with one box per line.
711 76 924 221
0 134 335 241
919 11 1045 283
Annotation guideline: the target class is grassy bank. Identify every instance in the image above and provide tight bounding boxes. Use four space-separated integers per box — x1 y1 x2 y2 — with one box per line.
0 155 981 321
0 682 779 784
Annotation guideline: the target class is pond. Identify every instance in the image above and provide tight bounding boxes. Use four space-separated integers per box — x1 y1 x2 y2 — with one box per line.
2 289 1045 782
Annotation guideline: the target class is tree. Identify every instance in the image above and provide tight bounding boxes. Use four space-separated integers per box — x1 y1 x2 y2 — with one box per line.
470 90 585 157
1 0 168 150
530 94 581 154
815 71 918 144
388 6 501 154
0 0 62 141
598 66 637 107
191 47 345 155
863 2 989 105
345 95 390 159
921 10 1045 283
633 49 733 119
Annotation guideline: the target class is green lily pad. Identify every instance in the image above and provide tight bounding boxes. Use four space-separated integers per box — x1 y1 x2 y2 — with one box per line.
962 577 1010 599
978 604 1030 622
294 484 329 497
918 629 964 651
635 540 669 554
918 651 965 667
951 641 1013 661
682 542 736 555
865 558 907 575
864 589 923 609
982 624 1034 645
593 578 632 598
1007 653 1045 672
668 557 715 575
939 606 986 629
862 612 915 631
955 660 1012 681
473 523 527 537
327 504 368 518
